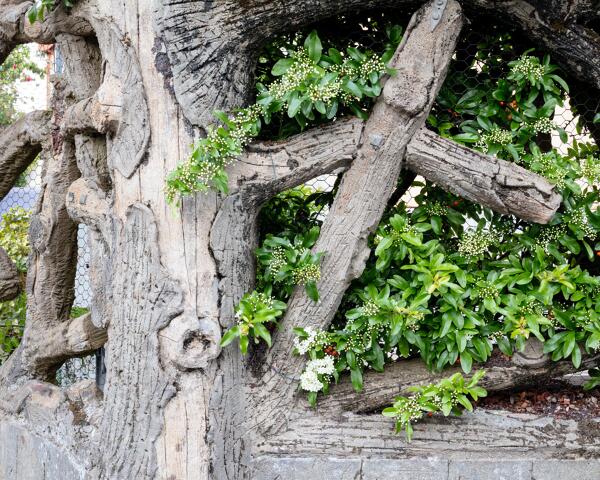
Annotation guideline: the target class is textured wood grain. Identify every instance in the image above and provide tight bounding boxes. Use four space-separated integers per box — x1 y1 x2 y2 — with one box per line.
406 128 561 223
318 353 600 414
0 0 597 477
99 204 183 479
0 247 19 302
0 110 51 201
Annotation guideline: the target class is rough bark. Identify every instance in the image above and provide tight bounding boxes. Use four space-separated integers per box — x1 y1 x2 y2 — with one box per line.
406 128 562 223
0 109 51 201
25 312 107 373
0 247 19 301
319 352 600 414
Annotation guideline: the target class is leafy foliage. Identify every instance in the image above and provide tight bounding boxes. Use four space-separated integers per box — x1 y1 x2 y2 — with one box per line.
0 208 30 363
382 371 487 441
27 0 74 23
211 23 600 433
220 289 287 354
288 43 599 406
165 29 400 204
220 226 324 353
0 207 30 272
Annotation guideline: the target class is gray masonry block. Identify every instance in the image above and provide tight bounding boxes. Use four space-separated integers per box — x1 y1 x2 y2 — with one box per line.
361 458 449 480
448 460 533 480
532 460 600 480
252 456 362 480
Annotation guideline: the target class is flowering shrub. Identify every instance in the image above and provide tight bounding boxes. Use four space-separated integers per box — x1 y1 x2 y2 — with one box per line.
256 226 323 302
213 25 600 424
165 29 399 204
382 371 487 441
221 227 324 353
220 289 287 354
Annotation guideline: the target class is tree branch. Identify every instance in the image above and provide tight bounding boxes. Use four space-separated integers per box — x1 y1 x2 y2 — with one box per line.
254 0 464 429
25 312 107 377
406 128 562 224
318 352 600 414
0 110 51 201
0 2 93 64
229 117 363 201
0 246 20 302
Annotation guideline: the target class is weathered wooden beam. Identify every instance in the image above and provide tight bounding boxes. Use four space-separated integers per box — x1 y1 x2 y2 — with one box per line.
0 110 51 201
0 247 19 302
25 312 107 377
230 117 363 201
0 2 93 65
406 128 562 224
318 350 600 414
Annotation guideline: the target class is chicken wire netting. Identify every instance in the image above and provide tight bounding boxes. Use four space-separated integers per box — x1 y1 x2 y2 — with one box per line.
0 162 96 385
0 12 598 388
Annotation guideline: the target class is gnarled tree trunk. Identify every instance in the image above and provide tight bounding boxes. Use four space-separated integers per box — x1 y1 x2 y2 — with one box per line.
0 0 598 478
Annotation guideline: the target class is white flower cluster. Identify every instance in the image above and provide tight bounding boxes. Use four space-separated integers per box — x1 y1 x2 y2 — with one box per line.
307 81 342 103
568 208 596 238
293 326 326 355
532 152 567 188
362 300 380 317
474 127 513 152
581 157 600 185
510 55 545 82
292 263 321 285
359 57 386 79
425 201 447 217
299 356 336 392
269 247 287 273
269 53 316 102
530 117 555 135
534 224 567 253
457 230 498 257
395 397 424 422
246 291 274 312
478 281 499 299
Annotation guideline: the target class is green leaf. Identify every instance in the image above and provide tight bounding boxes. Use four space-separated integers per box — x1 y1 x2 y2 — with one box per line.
305 281 319 303
453 133 479 144
304 30 323 63
220 325 240 347
375 236 394 256
342 79 363 99
328 48 343 64
271 58 294 76
253 323 272 347
27 6 38 24
460 351 473 374
571 344 582 368
457 394 473 412
287 93 302 118
350 367 363 392
382 407 398 417
430 216 442 235
239 334 249 355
